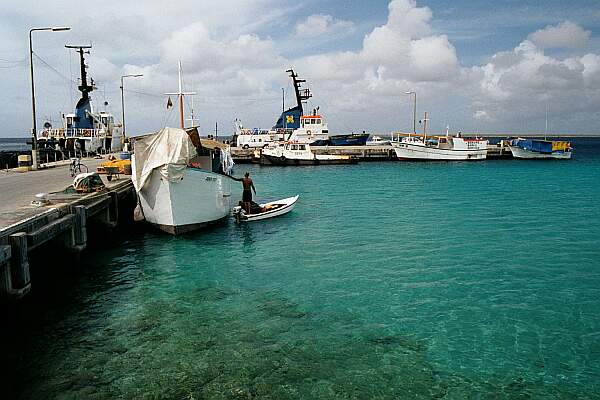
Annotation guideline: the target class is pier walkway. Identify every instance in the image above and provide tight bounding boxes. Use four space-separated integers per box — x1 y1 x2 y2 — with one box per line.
0 157 109 228
0 156 135 299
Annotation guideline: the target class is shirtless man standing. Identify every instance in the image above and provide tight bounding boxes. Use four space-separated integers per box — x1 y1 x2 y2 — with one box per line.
233 172 256 214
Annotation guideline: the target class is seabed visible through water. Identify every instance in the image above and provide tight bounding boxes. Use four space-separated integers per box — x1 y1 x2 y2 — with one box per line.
3 138 600 399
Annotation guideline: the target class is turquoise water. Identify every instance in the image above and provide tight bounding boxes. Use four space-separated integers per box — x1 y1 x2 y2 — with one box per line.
7 139 600 398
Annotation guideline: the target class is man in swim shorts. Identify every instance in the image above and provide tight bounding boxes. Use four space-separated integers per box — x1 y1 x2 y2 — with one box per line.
233 172 256 214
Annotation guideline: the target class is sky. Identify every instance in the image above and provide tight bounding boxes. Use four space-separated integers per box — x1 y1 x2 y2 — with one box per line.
1 0 600 137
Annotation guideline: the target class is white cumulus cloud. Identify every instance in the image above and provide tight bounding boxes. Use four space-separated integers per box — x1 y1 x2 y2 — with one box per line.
528 21 590 49
2 0 600 136
295 14 354 37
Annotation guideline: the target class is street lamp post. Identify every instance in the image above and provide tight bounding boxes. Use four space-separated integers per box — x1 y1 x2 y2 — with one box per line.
405 91 417 135
120 74 143 141
282 87 286 130
29 26 70 170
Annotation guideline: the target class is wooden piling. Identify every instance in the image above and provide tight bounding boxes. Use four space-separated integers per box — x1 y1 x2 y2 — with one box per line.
8 233 31 297
73 205 87 250
109 191 119 225
0 245 11 295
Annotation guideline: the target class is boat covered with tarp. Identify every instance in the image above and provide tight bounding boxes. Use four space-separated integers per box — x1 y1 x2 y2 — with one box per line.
508 138 572 159
132 127 234 234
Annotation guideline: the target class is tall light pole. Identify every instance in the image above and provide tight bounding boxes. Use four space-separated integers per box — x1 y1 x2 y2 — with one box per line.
405 91 417 135
29 26 70 170
120 74 143 139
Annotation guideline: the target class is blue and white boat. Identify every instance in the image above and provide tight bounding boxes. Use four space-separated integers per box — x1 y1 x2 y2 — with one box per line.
508 138 572 159
234 69 313 148
37 45 123 154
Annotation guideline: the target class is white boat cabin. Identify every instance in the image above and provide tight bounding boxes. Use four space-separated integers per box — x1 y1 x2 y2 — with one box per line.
287 114 330 143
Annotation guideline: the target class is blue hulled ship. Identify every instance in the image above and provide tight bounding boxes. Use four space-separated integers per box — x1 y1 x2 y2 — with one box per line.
37 45 122 154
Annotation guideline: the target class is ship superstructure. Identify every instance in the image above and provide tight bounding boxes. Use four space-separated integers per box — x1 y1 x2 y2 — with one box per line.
37 45 122 154
234 69 315 148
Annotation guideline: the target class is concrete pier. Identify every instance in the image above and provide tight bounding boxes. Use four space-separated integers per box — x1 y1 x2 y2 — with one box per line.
0 156 135 300
230 143 512 163
231 145 397 163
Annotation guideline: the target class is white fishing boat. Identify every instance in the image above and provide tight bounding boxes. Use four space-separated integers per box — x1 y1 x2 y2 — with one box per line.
132 127 234 234
132 62 234 235
366 135 390 146
37 45 123 154
261 142 356 165
233 195 299 221
391 116 487 160
392 135 488 160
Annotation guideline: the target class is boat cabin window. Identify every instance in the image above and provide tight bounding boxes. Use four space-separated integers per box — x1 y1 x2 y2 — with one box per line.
291 144 298 150
316 119 321 124
299 144 306 150
101 117 108 126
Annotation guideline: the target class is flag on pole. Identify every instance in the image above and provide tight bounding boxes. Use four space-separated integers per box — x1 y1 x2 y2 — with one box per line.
166 96 173 109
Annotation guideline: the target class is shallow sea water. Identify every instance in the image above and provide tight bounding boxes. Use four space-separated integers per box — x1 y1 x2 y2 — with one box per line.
7 138 600 399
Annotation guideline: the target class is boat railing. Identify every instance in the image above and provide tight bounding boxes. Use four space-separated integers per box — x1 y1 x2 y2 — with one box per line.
39 128 109 139
38 128 66 138
65 128 108 138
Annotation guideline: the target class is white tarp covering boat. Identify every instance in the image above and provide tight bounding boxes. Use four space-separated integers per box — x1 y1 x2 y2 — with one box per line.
132 127 233 234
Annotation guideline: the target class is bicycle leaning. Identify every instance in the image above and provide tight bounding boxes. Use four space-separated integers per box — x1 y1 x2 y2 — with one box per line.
69 157 88 177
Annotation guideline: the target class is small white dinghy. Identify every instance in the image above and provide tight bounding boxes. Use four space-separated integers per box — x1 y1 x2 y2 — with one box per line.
233 195 299 222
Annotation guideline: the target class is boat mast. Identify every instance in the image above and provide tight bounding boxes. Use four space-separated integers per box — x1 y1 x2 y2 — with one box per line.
165 61 196 129
286 68 311 115
65 45 94 101
423 112 428 142
186 95 199 127
545 103 548 141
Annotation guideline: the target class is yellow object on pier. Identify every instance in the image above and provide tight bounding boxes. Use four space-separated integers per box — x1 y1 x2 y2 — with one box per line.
97 159 132 175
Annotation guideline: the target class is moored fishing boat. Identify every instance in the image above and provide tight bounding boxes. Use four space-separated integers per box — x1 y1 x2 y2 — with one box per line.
132 127 234 234
261 142 356 165
508 138 572 159
391 134 488 160
132 62 235 235
391 115 487 161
